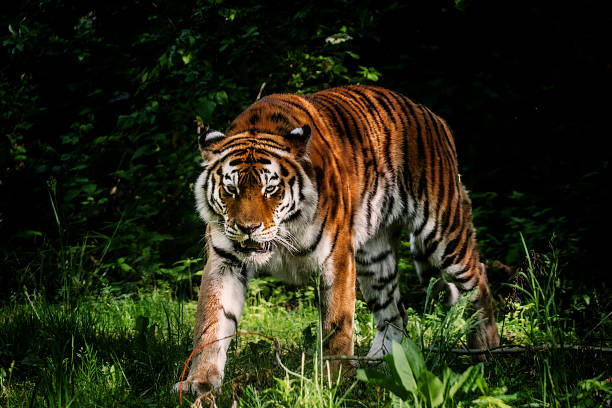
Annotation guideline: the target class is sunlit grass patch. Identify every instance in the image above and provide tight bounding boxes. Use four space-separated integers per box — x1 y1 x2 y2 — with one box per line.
1 240 610 407
0 289 192 407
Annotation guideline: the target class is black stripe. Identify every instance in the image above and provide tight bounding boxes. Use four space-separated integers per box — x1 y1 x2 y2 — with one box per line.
381 191 395 223
284 208 302 223
205 161 225 214
382 126 395 173
416 170 427 200
268 112 294 130
422 239 439 260
417 105 436 207
422 222 438 246
199 321 216 338
356 269 375 278
212 139 289 154
322 225 341 265
347 87 386 126
366 177 378 234
448 200 462 234
223 307 239 328
426 110 446 216
212 246 242 265
454 235 470 265
324 92 366 148
288 176 296 189
413 204 429 236
356 249 392 266
368 282 399 313
201 171 218 216
411 104 425 168
442 236 461 261
371 272 397 290
249 113 260 125
451 272 473 284
312 95 361 172
426 108 456 168
386 91 415 201
254 137 290 149
366 87 397 126
295 212 328 256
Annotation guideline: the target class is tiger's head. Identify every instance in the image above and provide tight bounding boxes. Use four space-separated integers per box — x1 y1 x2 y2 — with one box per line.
194 125 317 265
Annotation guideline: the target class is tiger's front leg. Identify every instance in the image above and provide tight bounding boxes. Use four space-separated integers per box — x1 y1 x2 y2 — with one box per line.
174 253 248 395
320 240 356 376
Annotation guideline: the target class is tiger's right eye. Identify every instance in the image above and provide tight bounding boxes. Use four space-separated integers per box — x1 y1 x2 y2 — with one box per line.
224 185 238 195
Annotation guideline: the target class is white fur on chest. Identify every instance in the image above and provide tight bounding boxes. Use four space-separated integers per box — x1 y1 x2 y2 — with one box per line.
256 218 330 284
261 249 317 285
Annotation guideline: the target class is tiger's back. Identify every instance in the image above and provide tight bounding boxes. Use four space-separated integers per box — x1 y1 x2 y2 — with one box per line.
228 85 466 247
178 85 499 395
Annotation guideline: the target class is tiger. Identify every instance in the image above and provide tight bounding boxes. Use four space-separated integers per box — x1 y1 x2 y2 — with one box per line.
175 85 500 395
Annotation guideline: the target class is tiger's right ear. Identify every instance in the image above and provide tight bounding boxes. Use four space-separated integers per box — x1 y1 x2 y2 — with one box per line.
285 124 312 157
198 129 226 161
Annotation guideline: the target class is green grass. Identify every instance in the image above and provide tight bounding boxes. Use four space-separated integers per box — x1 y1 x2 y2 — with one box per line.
1 246 611 407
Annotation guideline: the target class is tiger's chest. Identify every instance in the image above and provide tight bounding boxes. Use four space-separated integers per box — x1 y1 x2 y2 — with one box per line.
251 216 335 284
259 249 318 285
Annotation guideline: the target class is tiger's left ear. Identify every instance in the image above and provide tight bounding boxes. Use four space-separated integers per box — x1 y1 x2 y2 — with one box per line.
285 124 312 157
198 129 226 161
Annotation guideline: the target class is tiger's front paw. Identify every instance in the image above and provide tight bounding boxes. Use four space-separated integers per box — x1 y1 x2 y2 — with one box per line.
172 366 223 396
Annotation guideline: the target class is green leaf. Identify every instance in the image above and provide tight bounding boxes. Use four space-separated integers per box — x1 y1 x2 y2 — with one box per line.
472 395 514 408
401 338 425 379
449 363 484 396
214 91 228 105
356 368 410 400
441 366 456 401
197 98 216 123
181 52 193 64
131 145 151 161
391 341 417 392
419 370 444 407
15 230 43 239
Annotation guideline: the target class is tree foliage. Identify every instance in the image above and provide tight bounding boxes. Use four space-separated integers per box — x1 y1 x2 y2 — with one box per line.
1 0 609 298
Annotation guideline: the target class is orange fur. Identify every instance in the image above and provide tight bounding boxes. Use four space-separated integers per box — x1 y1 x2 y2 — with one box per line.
178 86 500 394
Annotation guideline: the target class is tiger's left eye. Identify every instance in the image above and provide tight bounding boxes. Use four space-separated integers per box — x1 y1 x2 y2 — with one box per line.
265 186 278 195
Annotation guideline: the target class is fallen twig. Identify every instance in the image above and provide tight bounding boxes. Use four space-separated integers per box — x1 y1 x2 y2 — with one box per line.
322 344 612 361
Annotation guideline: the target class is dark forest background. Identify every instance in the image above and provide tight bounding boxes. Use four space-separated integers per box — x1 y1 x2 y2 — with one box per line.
1 0 610 301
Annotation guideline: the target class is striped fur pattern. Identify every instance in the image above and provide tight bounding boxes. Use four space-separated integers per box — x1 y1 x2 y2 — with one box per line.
176 85 500 395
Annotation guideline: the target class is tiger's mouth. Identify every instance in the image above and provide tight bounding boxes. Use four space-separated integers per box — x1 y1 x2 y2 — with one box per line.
233 239 273 254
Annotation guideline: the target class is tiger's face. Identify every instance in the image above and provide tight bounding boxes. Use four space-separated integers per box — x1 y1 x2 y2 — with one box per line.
195 127 315 265
219 153 284 257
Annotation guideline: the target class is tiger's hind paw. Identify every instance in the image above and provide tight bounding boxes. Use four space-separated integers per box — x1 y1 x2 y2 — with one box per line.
468 321 500 361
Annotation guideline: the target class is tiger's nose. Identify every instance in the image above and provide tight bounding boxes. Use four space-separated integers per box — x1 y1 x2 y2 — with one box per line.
236 222 262 234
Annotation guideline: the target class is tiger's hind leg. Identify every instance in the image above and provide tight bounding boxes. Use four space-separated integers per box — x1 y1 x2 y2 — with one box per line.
356 227 405 358
410 190 500 354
